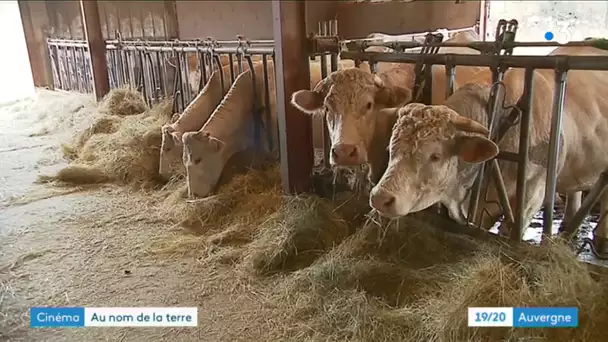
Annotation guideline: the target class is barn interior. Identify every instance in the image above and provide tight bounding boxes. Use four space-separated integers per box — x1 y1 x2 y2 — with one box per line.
3 0 608 341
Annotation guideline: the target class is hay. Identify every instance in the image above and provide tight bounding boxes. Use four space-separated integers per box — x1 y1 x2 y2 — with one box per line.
40 97 173 188
417 240 608 342
267 226 608 341
247 196 354 275
161 163 283 232
98 86 148 116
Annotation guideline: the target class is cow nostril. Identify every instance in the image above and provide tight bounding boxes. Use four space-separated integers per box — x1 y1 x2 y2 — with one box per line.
384 195 395 208
348 148 357 158
331 148 338 158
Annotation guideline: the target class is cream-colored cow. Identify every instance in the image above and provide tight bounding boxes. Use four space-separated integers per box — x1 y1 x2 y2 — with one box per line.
290 30 484 184
369 46 608 247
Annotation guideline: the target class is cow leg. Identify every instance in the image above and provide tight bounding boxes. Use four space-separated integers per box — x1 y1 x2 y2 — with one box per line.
593 192 608 255
563 192 582 224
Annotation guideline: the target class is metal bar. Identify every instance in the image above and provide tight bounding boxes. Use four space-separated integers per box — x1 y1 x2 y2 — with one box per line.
105 44 275 55
104 39 274 46
261 55 273 152
512 67 535 241
272 0 313 194
491 159 516 225
541 67 569 243
213 54 225 94
445 63 455 98
342 38 607 53
180 51 191 103
228 53 235 84
339 51 608 71
563 169 608 240
80 0 110 101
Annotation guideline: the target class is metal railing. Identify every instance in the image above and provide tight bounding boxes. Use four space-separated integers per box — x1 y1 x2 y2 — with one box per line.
335 19 608 252
47 39 93 93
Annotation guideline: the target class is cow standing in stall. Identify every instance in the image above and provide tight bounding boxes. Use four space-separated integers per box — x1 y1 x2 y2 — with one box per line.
290 31 485 185
368 46 608 250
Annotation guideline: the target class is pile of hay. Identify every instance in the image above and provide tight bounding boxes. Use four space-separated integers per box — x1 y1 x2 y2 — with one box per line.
38 88 174 188
266 220 608 341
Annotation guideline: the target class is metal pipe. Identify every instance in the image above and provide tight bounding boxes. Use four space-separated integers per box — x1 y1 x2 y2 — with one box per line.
105 44 275 55
445 62 455 98
341 38 607 53
104 39 275 46
319 50 329 169
512 67 535 241
562 169 608 240
541 67 569 244
491 159 515 225
262 55 273 152
228 53 236 84
339 51 608 71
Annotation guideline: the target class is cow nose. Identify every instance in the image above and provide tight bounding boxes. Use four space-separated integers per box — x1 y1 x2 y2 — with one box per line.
370 190 396 212
331 144 360 165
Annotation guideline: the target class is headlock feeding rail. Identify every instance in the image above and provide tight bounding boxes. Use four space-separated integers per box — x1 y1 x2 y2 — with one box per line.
332 19 608 254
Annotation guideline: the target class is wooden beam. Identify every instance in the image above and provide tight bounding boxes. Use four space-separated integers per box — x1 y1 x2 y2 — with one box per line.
18 1 53 88
80 0 109 101
272 0 314 194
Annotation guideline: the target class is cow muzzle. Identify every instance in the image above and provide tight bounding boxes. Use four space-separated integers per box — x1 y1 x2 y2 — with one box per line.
370 188 400 218
331 143 366 166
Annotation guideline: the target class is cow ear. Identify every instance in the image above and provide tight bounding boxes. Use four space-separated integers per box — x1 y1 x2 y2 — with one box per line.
201 135 224 152
375 85 412 107
454 135 499 164
291 90 324 115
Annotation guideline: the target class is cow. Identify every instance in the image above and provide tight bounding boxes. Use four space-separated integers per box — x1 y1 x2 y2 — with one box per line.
369 46 608 249
160 56 366 181
290 30 484 185
181 61 275 198
159 60 260 180
178 57 365 197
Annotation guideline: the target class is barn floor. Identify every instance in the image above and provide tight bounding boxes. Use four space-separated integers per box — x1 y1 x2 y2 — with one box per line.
1 90 607 342
0 90 279 341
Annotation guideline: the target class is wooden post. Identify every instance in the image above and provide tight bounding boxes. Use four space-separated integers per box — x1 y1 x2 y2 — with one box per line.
163 0 179 98
18 1 53 88
272 0 314 194
80 0 109 101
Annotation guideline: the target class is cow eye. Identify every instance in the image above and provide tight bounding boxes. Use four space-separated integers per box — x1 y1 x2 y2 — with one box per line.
193 157 202 164
430 153 441 162
366 102 373 110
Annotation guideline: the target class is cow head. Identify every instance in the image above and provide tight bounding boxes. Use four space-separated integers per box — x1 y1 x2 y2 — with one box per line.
182 131 226 198
290 67 411 167
159 123 183 179
369 103 498 220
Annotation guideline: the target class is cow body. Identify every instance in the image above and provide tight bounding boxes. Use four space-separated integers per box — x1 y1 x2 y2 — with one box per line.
290 30 483 185
370 46 608 245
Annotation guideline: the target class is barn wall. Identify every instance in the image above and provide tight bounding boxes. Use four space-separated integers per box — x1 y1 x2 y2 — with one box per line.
337 1 481 38
44 1 168 39
175 1 337 40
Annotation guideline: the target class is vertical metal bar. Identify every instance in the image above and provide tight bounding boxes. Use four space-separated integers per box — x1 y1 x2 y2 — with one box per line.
52 45 63 89
319 51 330 169
156 51 166 98
199 50 208 88
81 0 110 101
445 63 455 98
512 67 535 242
262 54 273 152
272 0 314 194
228 53 235 83
180 51 191 104
214 54 225 94
541 66 569 243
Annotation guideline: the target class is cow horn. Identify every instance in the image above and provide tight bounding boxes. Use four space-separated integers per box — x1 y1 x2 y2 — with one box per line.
449 114 489 136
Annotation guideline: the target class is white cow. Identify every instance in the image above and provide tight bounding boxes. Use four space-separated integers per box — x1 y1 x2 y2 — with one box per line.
290 30 484 185
369 46 608 248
